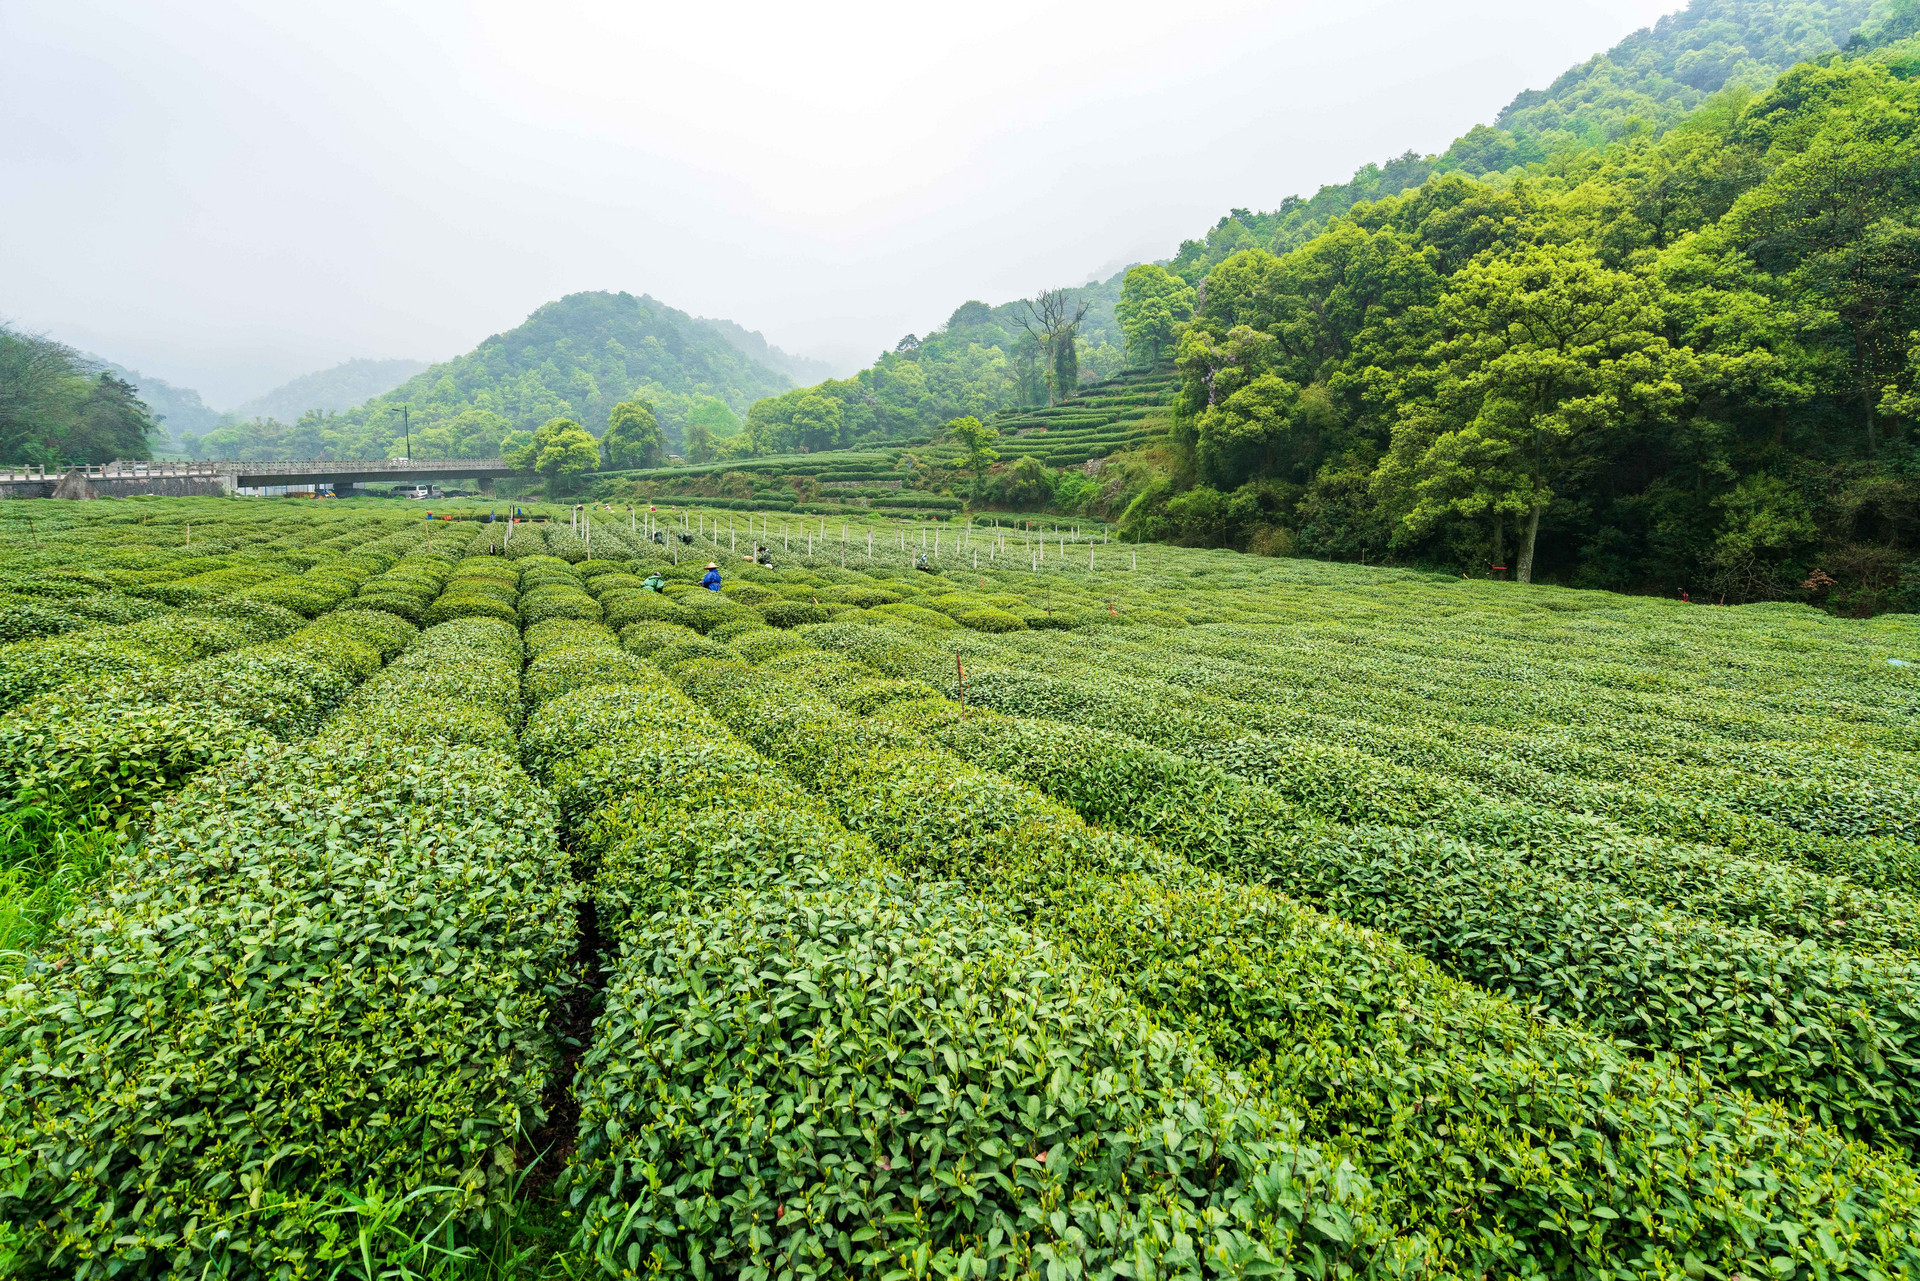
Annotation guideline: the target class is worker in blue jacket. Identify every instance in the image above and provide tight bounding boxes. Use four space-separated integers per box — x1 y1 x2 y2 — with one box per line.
701 561 722 591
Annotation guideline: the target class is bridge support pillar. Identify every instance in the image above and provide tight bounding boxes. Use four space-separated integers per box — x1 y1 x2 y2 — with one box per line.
476 475 495 494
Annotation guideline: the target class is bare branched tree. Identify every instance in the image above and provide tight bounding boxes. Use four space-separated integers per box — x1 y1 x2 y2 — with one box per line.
1016 288 1091 406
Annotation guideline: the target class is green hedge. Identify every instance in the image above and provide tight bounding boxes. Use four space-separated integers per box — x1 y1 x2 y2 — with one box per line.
759 599 830 628
526 618 618 656
523 628 652 710
0 606 417 825
520 684 1400 1278
803 623 1920 1155
0 609 295 712
0 610 573 1278
329 617 525 746
674 657 1920 1279
518 583 602 625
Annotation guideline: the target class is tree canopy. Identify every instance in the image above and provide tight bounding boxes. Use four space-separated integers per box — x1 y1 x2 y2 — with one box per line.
602 398 665 470
0 327 158 466
1115 35 1920 612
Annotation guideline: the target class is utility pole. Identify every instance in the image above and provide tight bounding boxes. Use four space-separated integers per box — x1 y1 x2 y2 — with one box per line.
395 404 412 460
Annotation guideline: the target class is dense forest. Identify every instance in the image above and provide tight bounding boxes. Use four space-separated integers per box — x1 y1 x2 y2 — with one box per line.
0 327 159 466
1104 16 1920 611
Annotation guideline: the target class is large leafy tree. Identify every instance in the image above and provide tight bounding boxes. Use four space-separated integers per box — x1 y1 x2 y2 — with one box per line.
1115 265 1195 368
745 388 847 454
1376 245 1695 582
0 328 156 465
1017 289 1092 406
603 398 665 469
526 417 601 493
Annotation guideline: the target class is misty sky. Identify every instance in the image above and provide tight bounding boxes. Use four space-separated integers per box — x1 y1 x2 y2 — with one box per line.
3 0 1682 407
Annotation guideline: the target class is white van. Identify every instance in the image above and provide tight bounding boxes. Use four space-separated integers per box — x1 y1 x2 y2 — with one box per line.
398 485 438 500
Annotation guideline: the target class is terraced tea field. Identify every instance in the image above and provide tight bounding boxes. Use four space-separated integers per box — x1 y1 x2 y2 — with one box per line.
2 497 1917 1279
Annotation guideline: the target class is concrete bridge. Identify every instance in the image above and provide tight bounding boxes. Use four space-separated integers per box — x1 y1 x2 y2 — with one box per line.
0 457 516 499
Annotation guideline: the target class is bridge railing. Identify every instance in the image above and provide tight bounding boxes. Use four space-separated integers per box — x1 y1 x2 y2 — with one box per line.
1 458 512 481
230 458 511 475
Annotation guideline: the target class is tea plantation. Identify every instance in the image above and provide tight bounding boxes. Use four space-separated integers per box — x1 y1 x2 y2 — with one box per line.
2 497 1917 1280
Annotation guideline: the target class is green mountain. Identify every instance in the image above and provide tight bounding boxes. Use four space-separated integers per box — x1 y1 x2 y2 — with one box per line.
1170 0 1898 278
183 291 796 461
231 357 429 424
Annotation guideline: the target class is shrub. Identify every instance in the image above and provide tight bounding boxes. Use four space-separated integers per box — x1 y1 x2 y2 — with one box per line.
422 593 520 626
603 591 697 631
730 628 815 664
518 584 602 626
526 618 619 656
759 600 830 628
0 738 576 1276
704 618 767 644
524 640 652 710
618 621 701 657
953 605 1026 632
675 661 1920 1278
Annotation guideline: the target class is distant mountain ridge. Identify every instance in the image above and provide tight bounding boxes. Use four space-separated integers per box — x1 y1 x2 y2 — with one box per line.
76 292 813 461
82 356 223 441
182 290 803 461
695 316 845 383
232 357 429 423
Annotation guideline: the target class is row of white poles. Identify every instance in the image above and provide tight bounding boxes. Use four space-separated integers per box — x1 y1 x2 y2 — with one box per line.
534 503 1138 571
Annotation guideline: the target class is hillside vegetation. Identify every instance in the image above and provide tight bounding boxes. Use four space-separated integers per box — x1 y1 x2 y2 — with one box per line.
1124 36 1920 611
739 0 1920 612
144 293 796 465
224 357 429 430
0 327 160 466
1173 0 1893 276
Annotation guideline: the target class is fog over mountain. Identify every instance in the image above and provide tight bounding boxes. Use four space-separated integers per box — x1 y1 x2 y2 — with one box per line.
3 0 1675 404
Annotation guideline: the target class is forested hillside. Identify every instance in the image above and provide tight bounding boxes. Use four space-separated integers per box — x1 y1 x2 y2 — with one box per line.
1111 30 1920 611
0 327 160 465
1172 0 1894 277
741 0 1907 462
739 287 1131 455
86 357 223 447
730 0 1920 611
174 292 795 462
696 315 843 385
228 357 428 428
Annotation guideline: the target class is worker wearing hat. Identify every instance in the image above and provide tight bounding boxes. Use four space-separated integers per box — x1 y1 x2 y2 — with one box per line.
701 561 722 591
